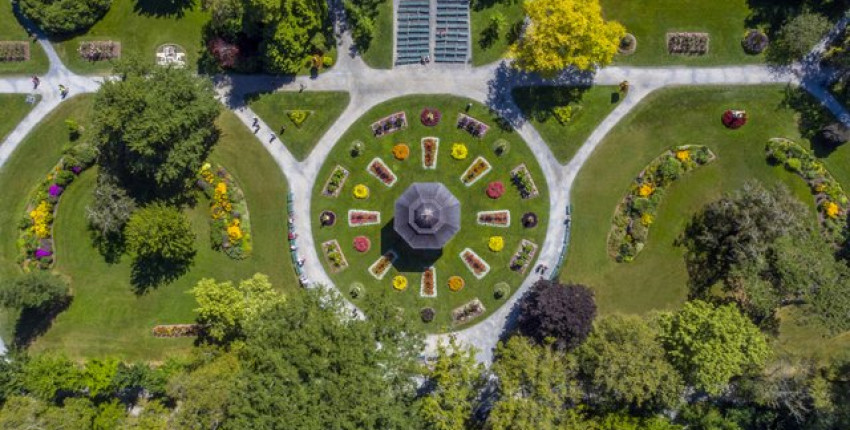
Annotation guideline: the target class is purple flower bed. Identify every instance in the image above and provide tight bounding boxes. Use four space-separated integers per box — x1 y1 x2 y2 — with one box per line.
49 184 64 197
35 248 53 258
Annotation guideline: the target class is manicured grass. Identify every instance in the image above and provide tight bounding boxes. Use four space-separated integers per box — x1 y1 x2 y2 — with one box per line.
0 2 48 75
0 96 298 360
51 0 209 75
248 91 351 161
360 0 394 69
0 94 35 141
601 0 762 66
311 95 549 332
470 0 523 66
513 85 621 163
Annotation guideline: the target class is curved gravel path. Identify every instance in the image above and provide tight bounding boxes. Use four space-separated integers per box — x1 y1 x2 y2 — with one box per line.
2 15 849 362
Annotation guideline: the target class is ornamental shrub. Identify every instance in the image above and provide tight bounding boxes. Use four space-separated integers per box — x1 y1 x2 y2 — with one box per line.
349 282 364 299
0 272 69 310
494 282 510 300
287 110 310 128
786 158 802 172
517 280 597 350
125 203 195 263
19 0 112 36
322 56 334 68
54 170 76 187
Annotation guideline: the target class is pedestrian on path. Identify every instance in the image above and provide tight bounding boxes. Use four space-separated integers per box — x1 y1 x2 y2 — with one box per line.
252 116 259 127
31 75 40 89
59 84 69 99
269 133 277 143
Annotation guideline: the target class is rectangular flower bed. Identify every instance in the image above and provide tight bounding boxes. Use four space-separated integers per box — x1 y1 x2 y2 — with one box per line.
322 239 349 273
348 209 381 227
367 157 398 187
321 165 350 197
510 164 540 199
460 156 492 187
456 113 490 138
667 32 709 55
0 41 29 62
369 250 398 280
152 324 201 338
371 111 407 136
420 267 437 298
78 40 121 61
509 239 538 274
460 248 491 279
197 163 253 260
452 298 486 326
421 137 439 169
477 210 511 227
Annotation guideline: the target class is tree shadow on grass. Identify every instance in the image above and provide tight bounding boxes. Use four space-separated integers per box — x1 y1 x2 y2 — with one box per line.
134 0 197 18
781 84 833 140
130 254 194 294
380 220 442 271
13 298 72 348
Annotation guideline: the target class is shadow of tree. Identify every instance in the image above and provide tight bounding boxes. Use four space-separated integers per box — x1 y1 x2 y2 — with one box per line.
130 254 194 294
134 0 197 18
782 84 832 139
746 0 850 37
13 297 73 348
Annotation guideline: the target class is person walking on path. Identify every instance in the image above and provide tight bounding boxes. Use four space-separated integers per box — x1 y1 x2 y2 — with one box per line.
59 84 69 99
31 75 40 89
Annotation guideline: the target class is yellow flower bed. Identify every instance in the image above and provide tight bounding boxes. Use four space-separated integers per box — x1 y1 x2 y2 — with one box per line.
488 236 504 252
392 144 410 160
392 275 408 291
353 184 370 199
447 276 465 292
640 213 653 226
675 150 690 161
638 183 654 197
227 219 243 241
451 143 468 160
825 201 841 219
30 200 52 239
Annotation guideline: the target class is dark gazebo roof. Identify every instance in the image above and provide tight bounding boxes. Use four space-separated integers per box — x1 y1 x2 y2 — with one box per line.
394 183 461 250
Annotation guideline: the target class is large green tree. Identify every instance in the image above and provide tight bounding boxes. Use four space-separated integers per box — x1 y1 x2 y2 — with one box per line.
168 351 240 429
0 272 69 311
517 280 597 350
191 273 285 343
124 203 196 263
18 0 112 35
767 11 832 65
418 338 483 430
245 0 329 73
657 301 769 396
93 60 220 200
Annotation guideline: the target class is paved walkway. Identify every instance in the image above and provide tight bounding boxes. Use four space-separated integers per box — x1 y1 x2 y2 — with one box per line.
2 15 850 362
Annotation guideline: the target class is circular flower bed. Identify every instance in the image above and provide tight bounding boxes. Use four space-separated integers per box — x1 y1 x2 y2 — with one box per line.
420 307 436 323
353 236 371 252
392 275 408 291
319 210 336 227
522 212 538 228
619 33 637 55
447 276 465 292
488 236 504 252
353 184 370 199
486 181 505 199
420 108 442 126
392 143 410 160
451 143 468 160
722 110 748 129
742 30 768 54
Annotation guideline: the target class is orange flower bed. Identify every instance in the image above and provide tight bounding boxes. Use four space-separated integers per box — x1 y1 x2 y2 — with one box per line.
393 144 410 160
448 276 465 292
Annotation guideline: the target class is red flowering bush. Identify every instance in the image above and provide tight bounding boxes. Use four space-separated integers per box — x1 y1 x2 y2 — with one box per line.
208 37 240 69
486 181 505 199
353 236 371 252
722 110 747 129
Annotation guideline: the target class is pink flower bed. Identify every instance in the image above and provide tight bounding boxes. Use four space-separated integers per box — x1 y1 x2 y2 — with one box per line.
353 236 371 252
486 181 505 199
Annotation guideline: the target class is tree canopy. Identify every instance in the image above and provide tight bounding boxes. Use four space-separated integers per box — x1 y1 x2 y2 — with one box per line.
418 338 483 430
18 0 112 35
191 273 285 343
0 272 69 311
124 203 196 264
517 280 597 350
767 11 831 65
509 0 625 75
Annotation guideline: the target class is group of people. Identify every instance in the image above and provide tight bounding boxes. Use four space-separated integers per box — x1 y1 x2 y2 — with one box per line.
31 75 70 99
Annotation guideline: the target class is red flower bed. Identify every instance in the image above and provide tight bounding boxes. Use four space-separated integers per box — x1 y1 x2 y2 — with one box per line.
421 108 442 126
353 236 371 252
486 181 505 199
722 110 747 129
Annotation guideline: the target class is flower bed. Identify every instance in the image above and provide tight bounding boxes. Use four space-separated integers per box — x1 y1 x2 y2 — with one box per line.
451 143 468 160
460 156 492 186
509 239 538 274
17 143 98 270
521 212 538 228
608 145 716 262
353 236 371 252
460 248 491 279
392 143 410 160
348 209 381 227
421 108 442 126
197 163 253 260
152 324 201 338
420 267 437 298
722 110 748 129
321 165 350 197
0 41 29 62
488 236 504 252
477 210 510 227
322 239 349 273
369 250 398 280
421 137 439 169
456 113 490 138
510 164 540 199
486 181 505 199
452 298 486 326
320 210 336 226
366 157 398 187
667 32 709 55
392 275 408 291
353 184 369 199
78 41 121 61
766 138 848 243
742 30 768 54
447 275 465 292
371 111 407 137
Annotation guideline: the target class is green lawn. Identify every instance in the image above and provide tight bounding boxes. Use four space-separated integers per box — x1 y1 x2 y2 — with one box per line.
470 0 523 66
0 94 35 141
312 95 549 332
0 2 48 75
360 0 394 69
248 91 351 161
601 0 763 66
0 96 298 361
562 85 850 360
513 85 621 163
51 0 209 75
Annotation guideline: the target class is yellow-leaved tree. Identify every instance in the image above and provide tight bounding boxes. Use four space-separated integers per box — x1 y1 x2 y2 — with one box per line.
510 0 625 76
